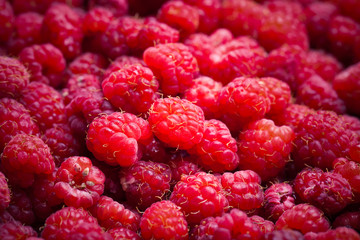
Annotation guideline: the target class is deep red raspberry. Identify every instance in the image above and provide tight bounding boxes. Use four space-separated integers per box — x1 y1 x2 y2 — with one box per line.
170 172 228 225
0 98 40 151
220 170 264 212
238 119 294 181
143 43 199 96
140 137 169 163
250 215 275 235
263 182 295 221
54 156 105 209
19 43 66 88
107 227 140 240
333 62 360 116
140 200 188 240
83 7 115 35
342 115 360 139
304 227 360 240
119 161 171 210
1 134 54 188
264 0 305 21
0 221 37 240
333 211 360 231
20 82 66 132
189 119 238 172
191 209 263 240
148 97 205 150
333 158 360 195
42 3 83 59
103 56 145 79
0 0 14 43
0 171 10 211
168 153 201 184
68 52 108 78
87 112 152 167
12 0 84 14
102 64 159 115
0 56 30 99
89 196 140 231
264 229 304 240
292 110 358 170
7 188 35 226
89 0 128 17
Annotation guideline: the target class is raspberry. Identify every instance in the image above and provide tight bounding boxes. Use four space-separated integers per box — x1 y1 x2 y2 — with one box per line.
191 209 263 240
0 210 15 224
263 182 296 221
102 64 159 115
0 98 40 151
143 43 199 96
89 0 128 17
18 43 66 88
157 1 199 37
148 97 205 150
20 82 67 132
7 188 35 225
189 119 239 172
68 52 108 78
12 0 84 14
107 227 140 240
333 211 360 231
170 172 228 225
304 227 360 240
264 229 304 240
342 115 360 139
83 7 115 35
119 161 171 210
168 153 201 184
103 55 145 79
0 0 14 43
1 134 54 188
0 171 10 211
238 118 295 181
54 156 105 209
0 56 30 99
140 137 169 163
220 170 264 212
0 221 37 240
292 110 358 170
264 0 305 21
250 215 275 235
140 200 188 240
89 196 140 231
296 75 346 114
333 158 360 195
275 204 330 234
333 62 360 116
87 112 152 167
42 3 83 59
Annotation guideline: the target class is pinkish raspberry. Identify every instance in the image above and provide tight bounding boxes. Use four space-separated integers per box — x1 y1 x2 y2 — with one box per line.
107 227 140 240
333 158 360 195
0 0 14 43
68 52 108 78
7 188 35 225
83 7 115 35
0 171 10 211
304 227 360 240
0 221 37 240
250 215 275 235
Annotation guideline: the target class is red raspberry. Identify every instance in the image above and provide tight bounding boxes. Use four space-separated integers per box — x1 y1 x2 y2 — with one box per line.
304 227 360 240
238 119 294 181
7 188 35 225
294 168 353 215
0 56 30 99
333 62 360 116
220 170 264 212
342 115 360 139
18 43 66 88
191 209 262 240
102 64 159 115
140 200 188 240
12 0 84 14
264 229 304 240
89 0 128 17
0 0 14 43
263 182 295 221
292 110 358 170
275 204 330 234
0 221 37 240
264 0 305 21
42 3 83 59
89 196 140 231
189 119 239 172
143 43 199 96
1 134 54 188
168 153 201 184
68 52 108 78
20 82 66 132
0 171 10 211
141 137 169 163
157 1 199 37
54 156 105 208
107 227 140 240
148 97 205 150
296 75 346 114
87 112 152 167
333 158 360 195
119 161 171 210
170 172 229 225
250 215 275 235
0 98 40 151
104 55 145 76
333 211 360 231
83 7 115 35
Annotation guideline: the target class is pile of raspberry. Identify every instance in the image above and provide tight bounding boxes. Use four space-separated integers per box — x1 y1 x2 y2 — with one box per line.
1 0 360 239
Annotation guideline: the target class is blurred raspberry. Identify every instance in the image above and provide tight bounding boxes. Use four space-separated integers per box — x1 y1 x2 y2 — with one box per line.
0 171 10 211
333 211 360 231
333 158 360 195
83 7 115 35
7 188 35 226
0 221 37 240
107 227 140 240
0 0 14 43
264 0 305 21
304 227 360 240
264 229 304 240
89 0 128 17
12 0 84 14
68 52 108 78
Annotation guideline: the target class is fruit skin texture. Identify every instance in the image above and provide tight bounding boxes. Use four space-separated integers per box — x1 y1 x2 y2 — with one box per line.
170 172 229 225
140 200 188 240
87 112 152 167
0 171 10 211
148 97 205 150
54 156 105 209
275 204 330 234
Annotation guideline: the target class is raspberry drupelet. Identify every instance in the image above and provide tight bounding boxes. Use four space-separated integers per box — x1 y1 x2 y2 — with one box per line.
68 52 108 78
0 0 14 44
140 200 188 240
0 171 10 211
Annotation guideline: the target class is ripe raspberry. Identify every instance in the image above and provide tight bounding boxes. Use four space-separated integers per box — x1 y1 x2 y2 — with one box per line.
304 227 360 240
263 182 295 221
191 209 263 240
19 82 67 132
102 64 159 115
140 200 188 240
0 98 40 151
143 43 199 96
0 0 14 43
89 196 140 231
119 161 171 210
87 112 152 167
342 115 360 139
141 137 169 163
0 221 37 240
250 215 275 235
333 158 360 195
264 229 304 240
1 134 54 188
68 52 108 78
7 188 35 225
83 7 115 35
107 227 140 240
333 211 360 231
264 0 305 21
89 0 128 17
148 97 205 150
238 119 295 181
292 110 358 170
103 55 145 79
333 62 360 116
54 156 105 208
296 75 346 114
12 0 84 14
168 153 201 184
0 171 10 211
220 170 264 212
170 172 228 225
